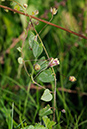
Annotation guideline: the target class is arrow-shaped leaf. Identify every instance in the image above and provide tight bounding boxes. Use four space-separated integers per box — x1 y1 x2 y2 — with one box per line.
41 89 53 102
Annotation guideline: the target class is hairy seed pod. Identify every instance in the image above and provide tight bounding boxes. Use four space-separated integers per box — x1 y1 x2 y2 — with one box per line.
34 63 41 71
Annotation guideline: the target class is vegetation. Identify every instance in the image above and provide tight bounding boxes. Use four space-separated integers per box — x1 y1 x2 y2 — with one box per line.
0 0 87 128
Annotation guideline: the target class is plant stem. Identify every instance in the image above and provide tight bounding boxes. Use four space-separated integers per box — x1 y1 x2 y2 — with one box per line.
23 61 30 77
31 76 46 89
39 14 53 35
52 68 57 121
30 19 57 121
30 19 49 59
0 5 87 39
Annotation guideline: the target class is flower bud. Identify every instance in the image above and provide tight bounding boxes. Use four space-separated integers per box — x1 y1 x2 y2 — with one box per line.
18 57 23 64
23 3 28 8
34 21 39 25
32 10 39 16
34 63 41 71
61 109 66 113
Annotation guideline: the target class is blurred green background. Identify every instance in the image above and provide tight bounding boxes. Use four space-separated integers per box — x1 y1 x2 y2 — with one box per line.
0 0 87 128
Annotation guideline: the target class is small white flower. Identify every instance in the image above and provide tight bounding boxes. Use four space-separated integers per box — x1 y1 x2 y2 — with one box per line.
69 76 76 82
50 7 57 15
49 58 60 67
61 109 66 113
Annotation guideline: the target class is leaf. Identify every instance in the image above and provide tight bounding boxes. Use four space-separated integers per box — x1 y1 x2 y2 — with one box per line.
18 57 23 64
14 4 20 11
26 125 34 129
38 68 54 82
37 56 48 71
33 42 43 58
35 124 47 129
21 125 34 129
42 116 56 129
17 47 22 52
41 89 53 102
29 32 43 58
4 9 9 12
39 104 53 117
29 32 35 48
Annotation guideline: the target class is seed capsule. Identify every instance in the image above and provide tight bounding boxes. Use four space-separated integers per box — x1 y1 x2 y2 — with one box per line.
34 63 41 71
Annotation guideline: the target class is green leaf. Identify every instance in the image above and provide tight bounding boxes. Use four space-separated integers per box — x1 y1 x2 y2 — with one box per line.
17 47 22 52
29 32 43 58
35 124 47 129
42 116 56 129
38 68 54 82
39 104 53 117
33 41 43 58
29 32 35 48
41 89 53 102
21 125 34 129
18 57 23 64
14 4 20 11
37 56 48 71
26 125 34 129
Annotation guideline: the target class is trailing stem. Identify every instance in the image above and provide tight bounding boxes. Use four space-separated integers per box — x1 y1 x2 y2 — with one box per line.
30 19 57 121
0 5 87 39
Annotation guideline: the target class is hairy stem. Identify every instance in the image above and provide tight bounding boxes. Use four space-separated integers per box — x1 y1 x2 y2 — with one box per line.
0 5 87 39
30 19 57 120
30 19 50 59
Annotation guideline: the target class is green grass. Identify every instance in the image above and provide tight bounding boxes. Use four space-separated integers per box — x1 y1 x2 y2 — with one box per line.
0 0 87 128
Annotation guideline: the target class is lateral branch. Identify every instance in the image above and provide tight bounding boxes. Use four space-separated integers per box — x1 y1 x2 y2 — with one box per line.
0 5 87 40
